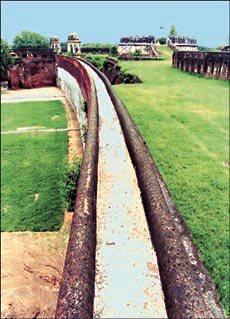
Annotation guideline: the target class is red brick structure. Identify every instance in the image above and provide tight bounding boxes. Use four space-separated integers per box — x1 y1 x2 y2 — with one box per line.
172 50 230 80
9 48 56 89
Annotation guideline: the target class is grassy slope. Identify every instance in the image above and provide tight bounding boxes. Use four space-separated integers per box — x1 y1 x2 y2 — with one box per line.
114 46 229 315
1 100 68 231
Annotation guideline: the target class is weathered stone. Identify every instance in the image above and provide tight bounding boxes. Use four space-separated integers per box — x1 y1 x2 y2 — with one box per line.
88 61 226 318
55 57 98 319
9 49 56 89
172 51 230 80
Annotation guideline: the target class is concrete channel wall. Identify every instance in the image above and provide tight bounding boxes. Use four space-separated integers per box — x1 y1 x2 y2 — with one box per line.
55 55 226 318
55 56 99 318
56 67 87 145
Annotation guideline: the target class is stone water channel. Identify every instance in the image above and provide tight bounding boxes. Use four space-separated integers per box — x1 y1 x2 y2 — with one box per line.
79 62 167 318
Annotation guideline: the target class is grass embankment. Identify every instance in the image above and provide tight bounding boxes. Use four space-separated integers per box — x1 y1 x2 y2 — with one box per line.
113 46 229 315
1 100 68 231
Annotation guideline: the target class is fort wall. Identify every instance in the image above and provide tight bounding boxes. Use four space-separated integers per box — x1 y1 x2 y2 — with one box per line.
172 50 230 80
9 49 56 89
9 57 56 89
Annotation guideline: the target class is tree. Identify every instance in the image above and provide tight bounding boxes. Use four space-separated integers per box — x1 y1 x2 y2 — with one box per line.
61 42 67 50
1 38 14 80
109 45 118 57
156 37 166 45
12 30 49 49
169 25 178 37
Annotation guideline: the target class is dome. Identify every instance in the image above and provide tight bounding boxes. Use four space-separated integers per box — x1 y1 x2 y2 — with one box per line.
68 32 80 41
50 35 60 42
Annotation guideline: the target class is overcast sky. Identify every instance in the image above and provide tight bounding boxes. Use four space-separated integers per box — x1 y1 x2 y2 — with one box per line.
1 1 229 48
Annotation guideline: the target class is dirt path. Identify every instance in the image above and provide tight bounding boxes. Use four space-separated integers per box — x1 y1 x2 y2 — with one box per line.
1 87 82 319
1 214 72 319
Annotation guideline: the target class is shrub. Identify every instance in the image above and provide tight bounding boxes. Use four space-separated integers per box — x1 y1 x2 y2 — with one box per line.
129 49 143 57
86 55 106 70
82 43 116 49
156 37 166 45
81 100 88 114
81 124 87 143
120 69 142 84
109 45 118 57
198 45 213 51
59 158 82 212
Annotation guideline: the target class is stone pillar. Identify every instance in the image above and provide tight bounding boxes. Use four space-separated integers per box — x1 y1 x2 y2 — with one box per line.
193 58 198 73
206 58 214 77
220 61 229 80
188 57 193 72
213 58 221 78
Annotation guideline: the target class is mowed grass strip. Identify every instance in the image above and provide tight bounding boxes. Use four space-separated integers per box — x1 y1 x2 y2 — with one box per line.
1 100 67 132
114 47 229 315
1 101 68 232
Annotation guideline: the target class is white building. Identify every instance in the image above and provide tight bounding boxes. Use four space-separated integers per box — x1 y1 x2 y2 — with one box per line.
50 35 62 54
67 32 81 54
118 35 158 58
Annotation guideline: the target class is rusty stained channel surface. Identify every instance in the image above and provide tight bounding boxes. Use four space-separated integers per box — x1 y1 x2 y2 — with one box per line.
81 62 167 318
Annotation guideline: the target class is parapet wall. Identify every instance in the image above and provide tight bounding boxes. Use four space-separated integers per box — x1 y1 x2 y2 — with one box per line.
85 60 226 319
53 55 226 319
172 50 230 80
55 55 99 318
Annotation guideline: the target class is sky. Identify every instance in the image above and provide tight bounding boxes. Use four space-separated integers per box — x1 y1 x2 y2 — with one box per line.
1 1 229 48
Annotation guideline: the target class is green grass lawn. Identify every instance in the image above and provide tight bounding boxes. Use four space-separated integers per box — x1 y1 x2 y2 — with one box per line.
114 46 229 315
1 100 68 232
1 100 67 132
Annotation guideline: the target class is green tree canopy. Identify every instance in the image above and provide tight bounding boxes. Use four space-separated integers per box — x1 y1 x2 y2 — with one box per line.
109 45 118 57
61 42 67 49
82 43 116 49
1 38 14 80
13 30 49 49
169 25 178 37
156 37 167 44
